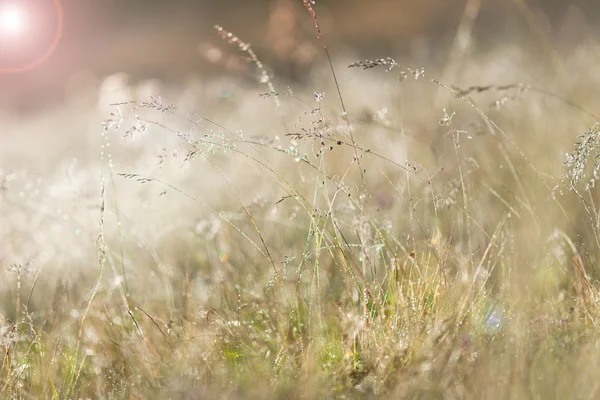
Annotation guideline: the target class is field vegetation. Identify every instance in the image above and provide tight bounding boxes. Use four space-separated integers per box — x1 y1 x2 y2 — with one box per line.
2 2 600 399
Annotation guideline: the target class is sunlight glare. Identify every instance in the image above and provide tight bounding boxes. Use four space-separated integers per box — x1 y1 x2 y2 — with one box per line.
0 4 28 38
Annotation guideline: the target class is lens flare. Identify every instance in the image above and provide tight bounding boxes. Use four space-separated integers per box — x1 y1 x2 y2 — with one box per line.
0 4 28 37
0 0 63 73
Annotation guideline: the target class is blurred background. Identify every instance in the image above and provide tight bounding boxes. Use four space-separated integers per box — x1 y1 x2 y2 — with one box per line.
3 3 600 397
0 0 598 112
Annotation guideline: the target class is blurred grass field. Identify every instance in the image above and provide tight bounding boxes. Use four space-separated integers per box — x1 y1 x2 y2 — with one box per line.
2 1 600 399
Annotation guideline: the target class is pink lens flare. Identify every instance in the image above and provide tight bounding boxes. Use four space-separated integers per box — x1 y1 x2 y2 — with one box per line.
0 0 63 73
0 3 29 37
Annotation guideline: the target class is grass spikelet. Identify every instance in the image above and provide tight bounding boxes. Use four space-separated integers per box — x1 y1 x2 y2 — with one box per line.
300 0 363 181
215 25 280 108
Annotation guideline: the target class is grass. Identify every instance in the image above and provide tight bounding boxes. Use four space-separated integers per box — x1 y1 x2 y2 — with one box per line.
2 3 600 399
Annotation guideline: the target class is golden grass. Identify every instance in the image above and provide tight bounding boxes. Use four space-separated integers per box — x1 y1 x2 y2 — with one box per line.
2 5 600 399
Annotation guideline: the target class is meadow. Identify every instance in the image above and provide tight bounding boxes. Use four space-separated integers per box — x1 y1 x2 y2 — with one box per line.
2 2 600 399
